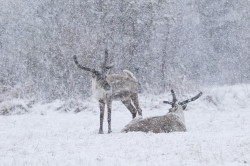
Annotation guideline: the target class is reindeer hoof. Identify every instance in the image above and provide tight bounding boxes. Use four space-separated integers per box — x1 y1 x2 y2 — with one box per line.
98 130 104 134
134 115 143 120
132 113 136 119
108 130 112 134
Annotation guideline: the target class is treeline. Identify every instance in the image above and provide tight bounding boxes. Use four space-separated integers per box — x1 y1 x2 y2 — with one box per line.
0 0 249 100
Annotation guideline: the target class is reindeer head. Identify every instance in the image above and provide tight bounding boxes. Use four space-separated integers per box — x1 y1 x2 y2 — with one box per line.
163 89 202 112
73 49 113 91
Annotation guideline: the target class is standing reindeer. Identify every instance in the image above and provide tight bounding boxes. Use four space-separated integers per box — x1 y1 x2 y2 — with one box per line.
73 50 142 134
121 90 202 133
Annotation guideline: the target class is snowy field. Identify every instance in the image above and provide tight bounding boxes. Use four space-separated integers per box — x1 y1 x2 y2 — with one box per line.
0 85 250 166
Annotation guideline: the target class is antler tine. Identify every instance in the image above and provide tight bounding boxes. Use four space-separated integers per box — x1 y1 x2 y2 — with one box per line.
179 92 203 106
171 89 177 106
101 49 113 73
163 89 177 108
104 49 109 66
73 55 96 73
163 101 172 105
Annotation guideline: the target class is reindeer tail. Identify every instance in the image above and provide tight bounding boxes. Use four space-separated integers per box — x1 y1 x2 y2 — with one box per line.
123 70 137 80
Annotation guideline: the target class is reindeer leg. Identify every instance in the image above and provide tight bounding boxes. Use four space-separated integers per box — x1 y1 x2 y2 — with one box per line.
131 93 142 116
99 100 105 134
122 100 137 119
107 100 112 133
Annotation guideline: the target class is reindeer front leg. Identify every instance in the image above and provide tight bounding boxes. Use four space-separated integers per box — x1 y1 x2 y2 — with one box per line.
107 100 112 133
99 100 105 134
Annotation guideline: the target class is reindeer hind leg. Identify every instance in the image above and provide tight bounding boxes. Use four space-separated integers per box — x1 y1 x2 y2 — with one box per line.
131 93 142 116
122 100 137 119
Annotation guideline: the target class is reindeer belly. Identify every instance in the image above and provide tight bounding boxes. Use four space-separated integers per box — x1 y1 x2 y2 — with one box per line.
122 115 186 133
111 90 131 101
109 82 137 101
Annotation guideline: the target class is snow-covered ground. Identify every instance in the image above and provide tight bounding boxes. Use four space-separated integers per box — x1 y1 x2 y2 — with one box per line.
0 85 250 166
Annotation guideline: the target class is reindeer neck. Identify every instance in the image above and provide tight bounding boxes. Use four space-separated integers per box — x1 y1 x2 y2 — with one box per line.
169 105 185 124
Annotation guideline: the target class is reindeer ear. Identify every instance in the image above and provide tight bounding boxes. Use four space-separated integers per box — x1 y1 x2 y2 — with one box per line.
182 105 187 110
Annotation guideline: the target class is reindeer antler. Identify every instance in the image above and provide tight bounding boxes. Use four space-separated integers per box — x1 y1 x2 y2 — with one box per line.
163 89 177 108
163 90 202 109
73 55 97 73
178 92 203 106
102 49 113 74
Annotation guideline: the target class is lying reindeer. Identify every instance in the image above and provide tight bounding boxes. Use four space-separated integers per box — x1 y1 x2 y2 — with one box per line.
121 90 202 133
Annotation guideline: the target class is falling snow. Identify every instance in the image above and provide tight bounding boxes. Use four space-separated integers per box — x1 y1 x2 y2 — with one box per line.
0 0 250 165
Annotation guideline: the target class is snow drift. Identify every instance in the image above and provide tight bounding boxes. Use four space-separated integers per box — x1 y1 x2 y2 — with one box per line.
0 84 249 165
